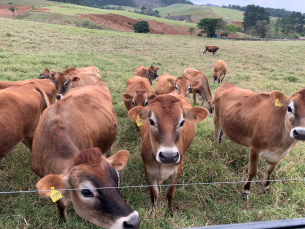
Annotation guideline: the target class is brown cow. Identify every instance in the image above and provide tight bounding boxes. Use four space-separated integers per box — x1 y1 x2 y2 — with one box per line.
203 45 220 55
55 71 101 100
0 79 56 104
155 73 201 97
0 83 51 167
128 92 209 212
135 65 159 85
39 68 58 83
39 66 100 83
31 81 141 228
214 83 305 199
213 59 228 83
122 75 155 111
183 68 214 114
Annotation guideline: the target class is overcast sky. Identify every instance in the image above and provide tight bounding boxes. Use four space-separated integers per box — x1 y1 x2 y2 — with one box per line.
192 0 305 13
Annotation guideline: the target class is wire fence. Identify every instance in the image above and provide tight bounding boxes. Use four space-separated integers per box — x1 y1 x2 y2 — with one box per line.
1 178 304 194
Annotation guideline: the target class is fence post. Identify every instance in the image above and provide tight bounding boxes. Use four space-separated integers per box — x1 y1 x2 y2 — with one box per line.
261 47 264 58
232 39 235 46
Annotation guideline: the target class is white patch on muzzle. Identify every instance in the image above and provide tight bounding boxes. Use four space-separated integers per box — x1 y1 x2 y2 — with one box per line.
110 211 140 229
156 146 180 164
290 127 305 139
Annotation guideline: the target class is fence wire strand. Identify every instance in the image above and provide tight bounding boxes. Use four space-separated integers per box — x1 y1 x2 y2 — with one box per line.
1 178 304 194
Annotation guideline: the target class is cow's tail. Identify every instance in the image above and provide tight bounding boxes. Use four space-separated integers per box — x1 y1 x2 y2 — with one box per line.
29 84 50 107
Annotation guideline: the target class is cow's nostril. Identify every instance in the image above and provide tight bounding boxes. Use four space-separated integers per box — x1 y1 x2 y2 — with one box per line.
293 129 299 138
56 95 61 100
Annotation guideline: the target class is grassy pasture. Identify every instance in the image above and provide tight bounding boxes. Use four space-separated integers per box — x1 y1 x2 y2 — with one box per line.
157 4 220 22
0 16 305 229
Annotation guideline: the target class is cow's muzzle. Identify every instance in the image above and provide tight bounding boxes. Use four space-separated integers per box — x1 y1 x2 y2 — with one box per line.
56 94 63 100
156 147 180 164
290 127 305 140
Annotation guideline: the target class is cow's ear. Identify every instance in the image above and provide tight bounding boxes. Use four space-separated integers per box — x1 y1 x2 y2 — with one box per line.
122 93 133 101
51 72 57 79
149 94 157 101
155 68 159 71
128 106 149 122
184 107 209 123
270 91 288 106
166 78 175 86
72 77 80 82
37 174 67 197
191 80 202 89
107 150 130 171
44 68 49 72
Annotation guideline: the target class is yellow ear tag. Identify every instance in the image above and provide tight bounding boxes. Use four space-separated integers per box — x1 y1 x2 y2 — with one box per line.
275 98 282 107
168 81 172 86
136 115 143 127
50 187 63 202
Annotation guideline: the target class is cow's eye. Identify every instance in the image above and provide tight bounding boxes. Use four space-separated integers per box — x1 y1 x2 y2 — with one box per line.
187 86 190 91
144 101 148 106
132 101 135 106
64 82 69 87
149 119 155 126
175 86 178 91
287 106 292 113
179 120 185 127
81 189 94 198
151 71 154 74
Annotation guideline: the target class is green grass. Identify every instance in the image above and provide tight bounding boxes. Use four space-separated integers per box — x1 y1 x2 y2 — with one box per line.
1 16 305 228
211 7 244 21
156 4 220 23
45 3 196 27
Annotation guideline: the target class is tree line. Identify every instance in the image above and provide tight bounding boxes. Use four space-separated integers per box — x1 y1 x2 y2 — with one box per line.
222 4 294 18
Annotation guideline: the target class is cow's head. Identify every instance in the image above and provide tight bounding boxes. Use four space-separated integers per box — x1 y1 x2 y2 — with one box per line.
39 68 58 84
174 75 201 97
128 95 208 164
55 72 80 100
148 66 159 81
122 90 157 108
212 70 222 83
37 148 140 229
271 89 305 141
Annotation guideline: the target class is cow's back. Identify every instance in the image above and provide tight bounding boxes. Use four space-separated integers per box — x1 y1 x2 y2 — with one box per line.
155 73 176 95
125 76 153 94
134 65 147 77
215 83 287 147
32 81 117 177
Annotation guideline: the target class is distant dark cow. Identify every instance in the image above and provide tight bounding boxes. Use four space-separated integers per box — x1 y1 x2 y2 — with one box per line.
0 79 56 104
213 59 228 83
55 70 101 100
0 83 51 167
155 73 201 97
214 83 305 198
32 81 140 228
135 65 159 85
183 68 214 114
128 92 208 212
203 45 220 55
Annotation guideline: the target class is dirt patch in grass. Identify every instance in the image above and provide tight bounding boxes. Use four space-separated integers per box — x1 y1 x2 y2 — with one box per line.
77 13 202 35
35 8 50 12
0 5 31 18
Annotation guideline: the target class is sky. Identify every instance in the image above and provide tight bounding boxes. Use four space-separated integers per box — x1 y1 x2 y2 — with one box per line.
191 0 305 13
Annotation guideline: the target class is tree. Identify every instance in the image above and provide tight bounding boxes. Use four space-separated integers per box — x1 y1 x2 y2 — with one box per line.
188 27 195 35
221 24 242 37
133 21 150 33
9 7 15 18
197 18 222 37
243 4 270 31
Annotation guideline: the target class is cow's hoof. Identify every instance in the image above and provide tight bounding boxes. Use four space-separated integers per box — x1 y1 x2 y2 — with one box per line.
242 192 249 200
166 210 173 218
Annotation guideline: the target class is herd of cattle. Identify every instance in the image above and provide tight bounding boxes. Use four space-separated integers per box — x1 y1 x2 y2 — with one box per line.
1 48 305 228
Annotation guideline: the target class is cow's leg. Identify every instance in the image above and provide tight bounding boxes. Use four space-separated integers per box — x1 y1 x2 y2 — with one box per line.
56 199 68 222
165 164 182 213
262 161 276 192
22 138 33 151
192 92 197 106
243 147 260 199
144 165 159 211
214 115 222 143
